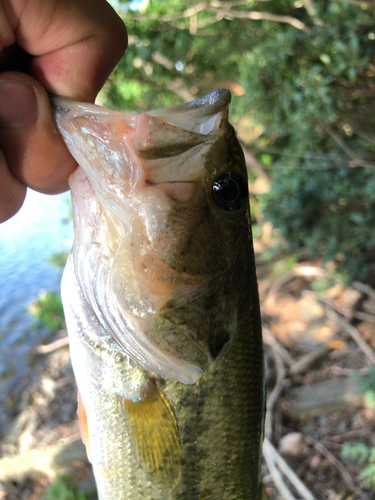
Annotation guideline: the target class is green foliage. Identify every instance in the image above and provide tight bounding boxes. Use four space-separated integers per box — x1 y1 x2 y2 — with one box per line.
260 166 375 279
47 251 69 273
104 0 375 279
28 291 65 333
342 443 375 489
353 365 375 409
63 197 73 224
43 476 87 500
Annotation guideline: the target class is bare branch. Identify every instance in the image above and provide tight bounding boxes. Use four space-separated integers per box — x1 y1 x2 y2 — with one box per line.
327 308 375 364
263 326 295 367
207 6 308 31
151 51 174 70
354 129 375 146
166 78 196 101
127 1 307 32
33 336 69 355
302 289 375 364
348 0 375 6
324 125 375 168
263 327 287 439
129 1 263 22
263 440 297 500
300 0 324 25
353 281 375 302
263 438 316 500
289 344 333 376
240 143 271 192
306 436 370 500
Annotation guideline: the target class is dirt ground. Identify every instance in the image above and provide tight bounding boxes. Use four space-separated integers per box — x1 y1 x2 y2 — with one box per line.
1 225 375 500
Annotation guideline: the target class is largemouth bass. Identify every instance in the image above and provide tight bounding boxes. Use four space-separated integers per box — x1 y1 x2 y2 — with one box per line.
54 89 265 499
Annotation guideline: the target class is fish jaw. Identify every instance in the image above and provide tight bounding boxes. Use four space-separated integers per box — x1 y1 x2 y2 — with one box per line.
54 90 249 384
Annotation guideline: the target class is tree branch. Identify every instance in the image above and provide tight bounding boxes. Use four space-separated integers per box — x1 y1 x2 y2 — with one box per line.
324 125 375 168
127 1 308 32
263 437 316 500
207 6 308 31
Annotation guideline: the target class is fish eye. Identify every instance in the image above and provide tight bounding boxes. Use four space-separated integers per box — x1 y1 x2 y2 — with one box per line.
212 172 248 212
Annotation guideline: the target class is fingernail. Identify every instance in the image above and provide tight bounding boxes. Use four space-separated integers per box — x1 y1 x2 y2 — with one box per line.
0 79 38 128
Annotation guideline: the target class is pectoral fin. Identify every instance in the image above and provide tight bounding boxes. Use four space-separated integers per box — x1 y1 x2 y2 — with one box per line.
77 391 91 463
119 379 181 488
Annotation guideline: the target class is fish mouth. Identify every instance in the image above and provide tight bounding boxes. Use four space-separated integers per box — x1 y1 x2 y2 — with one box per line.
52 89 232 190
147 89 231 134
52 88 230 136
54 90 237 385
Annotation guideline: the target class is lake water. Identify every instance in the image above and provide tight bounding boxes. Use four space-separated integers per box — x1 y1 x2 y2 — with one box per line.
0 189 73 432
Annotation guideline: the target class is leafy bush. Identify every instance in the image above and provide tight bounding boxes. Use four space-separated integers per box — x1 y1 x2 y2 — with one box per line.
342 367 375 489
47 251 69 273
43 476 87 500
342 443 375 489
28 291 65 333
260 166 375 280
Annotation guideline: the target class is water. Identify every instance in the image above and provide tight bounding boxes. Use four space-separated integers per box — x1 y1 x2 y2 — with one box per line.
0 189 73 431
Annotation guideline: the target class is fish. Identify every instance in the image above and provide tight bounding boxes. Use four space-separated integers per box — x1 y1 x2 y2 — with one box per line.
53 89 265 499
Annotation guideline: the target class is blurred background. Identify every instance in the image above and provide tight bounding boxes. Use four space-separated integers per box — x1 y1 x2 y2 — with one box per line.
1 0 375 498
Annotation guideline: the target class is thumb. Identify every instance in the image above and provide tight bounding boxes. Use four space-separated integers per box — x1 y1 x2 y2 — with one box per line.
0 72 77 194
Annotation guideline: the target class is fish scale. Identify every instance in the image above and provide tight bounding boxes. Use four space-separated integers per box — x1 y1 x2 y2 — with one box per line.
55 89 265 499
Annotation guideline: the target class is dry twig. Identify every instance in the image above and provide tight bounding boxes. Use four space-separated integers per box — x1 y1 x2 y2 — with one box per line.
324 125 375 168
302 289 353 319
289 344 333 376
268 265 328 298
263 438 316 500
263 440 297 500
354 311 375 323
302 290 375 363
353 281 375 303
128 1 307 31
263 329 287 439
305 436 369 500
327 308 375 364
33 336 69 355
263 326 294 368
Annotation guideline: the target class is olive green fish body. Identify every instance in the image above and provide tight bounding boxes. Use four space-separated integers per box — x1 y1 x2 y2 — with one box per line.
63 257 263 499
56 90 265 499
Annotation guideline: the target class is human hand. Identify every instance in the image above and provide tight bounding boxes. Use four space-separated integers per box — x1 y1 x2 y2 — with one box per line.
0 0 127 222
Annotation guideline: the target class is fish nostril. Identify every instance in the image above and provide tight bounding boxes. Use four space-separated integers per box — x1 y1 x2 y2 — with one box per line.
208 330 230 361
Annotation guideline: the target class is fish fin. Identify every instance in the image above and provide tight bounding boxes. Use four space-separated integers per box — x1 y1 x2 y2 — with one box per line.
77 391 91 463
261 485 270 499
119 379 181 488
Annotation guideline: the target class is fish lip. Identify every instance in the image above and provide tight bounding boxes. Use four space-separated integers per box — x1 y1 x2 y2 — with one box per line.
51 95 136 124
147 89 231 135
51 89 231 136
148 89 231 120
51 89 230 118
